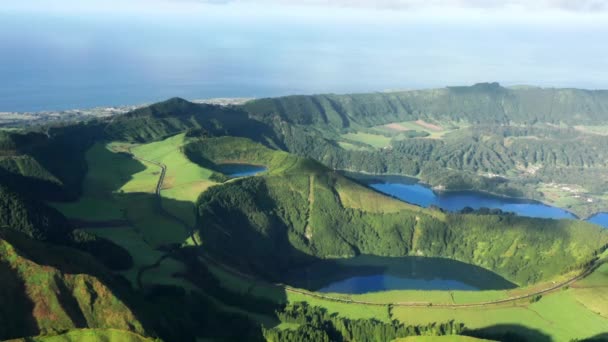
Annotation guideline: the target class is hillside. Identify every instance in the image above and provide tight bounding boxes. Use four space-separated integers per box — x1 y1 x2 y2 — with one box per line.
238 86 608 217
104 97 281 146
243 83 608 127
0 229 151 341
193 138 608 285
2 95 608 341
4 329 159 342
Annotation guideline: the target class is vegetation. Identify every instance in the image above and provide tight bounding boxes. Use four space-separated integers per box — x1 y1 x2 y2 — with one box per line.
4 329 160 342
3 92 608 341
0 230 150 340
243 83 608 127
195 140 608 285
241 85 608 217
263 302 464 342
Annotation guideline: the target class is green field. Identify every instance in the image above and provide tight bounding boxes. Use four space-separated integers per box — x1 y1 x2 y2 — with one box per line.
50 142 156 221
372 120 462 139
388 265 608 342
341 132 393 148
5 328 158 342
131 133 217 227
51 138 209 290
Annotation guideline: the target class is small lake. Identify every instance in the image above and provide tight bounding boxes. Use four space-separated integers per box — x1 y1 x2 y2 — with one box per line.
286 255 515 294
346 173 576 220
217 163 267 178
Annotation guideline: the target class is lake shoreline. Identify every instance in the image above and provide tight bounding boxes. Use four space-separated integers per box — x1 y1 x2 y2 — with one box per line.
338 169 608 221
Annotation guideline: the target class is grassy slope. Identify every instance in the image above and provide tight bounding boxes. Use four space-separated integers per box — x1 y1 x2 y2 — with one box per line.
5 329 158 342
130 133 216 227
50 141 193 290
0 230 149 340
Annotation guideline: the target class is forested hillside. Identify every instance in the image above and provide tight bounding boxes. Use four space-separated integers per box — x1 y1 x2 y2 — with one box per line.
243 83 608 127
193 138 608 285
238 85 608 217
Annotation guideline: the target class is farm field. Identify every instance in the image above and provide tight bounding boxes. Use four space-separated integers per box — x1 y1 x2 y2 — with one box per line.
373 120 463 139
340 131 392 148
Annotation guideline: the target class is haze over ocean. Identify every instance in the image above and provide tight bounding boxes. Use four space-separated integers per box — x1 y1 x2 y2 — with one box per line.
1 1 608 112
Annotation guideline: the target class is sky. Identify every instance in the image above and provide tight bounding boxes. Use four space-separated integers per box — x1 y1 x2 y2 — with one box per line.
1 0 608 111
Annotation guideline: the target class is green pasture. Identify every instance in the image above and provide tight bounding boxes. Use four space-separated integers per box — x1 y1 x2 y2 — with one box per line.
130 133 214 189
131 133 217 226
390 266 608 342
140 256 197 291
372 120 461 139
341 132 392 148
51 143 157 221
6 328 158 342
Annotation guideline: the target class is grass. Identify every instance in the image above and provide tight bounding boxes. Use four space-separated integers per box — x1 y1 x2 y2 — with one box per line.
389 266 608 342
131 133 214 187
161 181 214 227
206 245 608 341
52 138 210 290
341 132 392 148
372 120 464 139
120 193 188 247
5 328 158 342
140 256 197 291
286 291 392 321
84 227 163 285
130 133 217 226
50 143 156 221
337 141 371 151
334 176 426 214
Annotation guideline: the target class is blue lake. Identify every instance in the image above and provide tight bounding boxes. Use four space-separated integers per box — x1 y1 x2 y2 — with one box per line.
347 173 578 220
318 274 477 293
217 163 266 178
287 255 515 294
370 182 576 220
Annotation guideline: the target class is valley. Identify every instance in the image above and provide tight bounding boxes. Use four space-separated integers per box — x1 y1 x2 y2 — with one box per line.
1 86 608 341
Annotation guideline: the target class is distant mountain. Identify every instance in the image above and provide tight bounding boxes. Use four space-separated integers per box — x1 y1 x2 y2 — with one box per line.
105 97 282 146
243 83 608 127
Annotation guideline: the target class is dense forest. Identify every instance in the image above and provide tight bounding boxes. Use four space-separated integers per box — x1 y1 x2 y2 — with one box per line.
243 83 608 127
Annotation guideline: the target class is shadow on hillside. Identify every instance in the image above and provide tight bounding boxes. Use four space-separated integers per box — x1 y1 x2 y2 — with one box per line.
581 333 608 342
285 255 517 291
0 260 39 340
464 324 552 342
